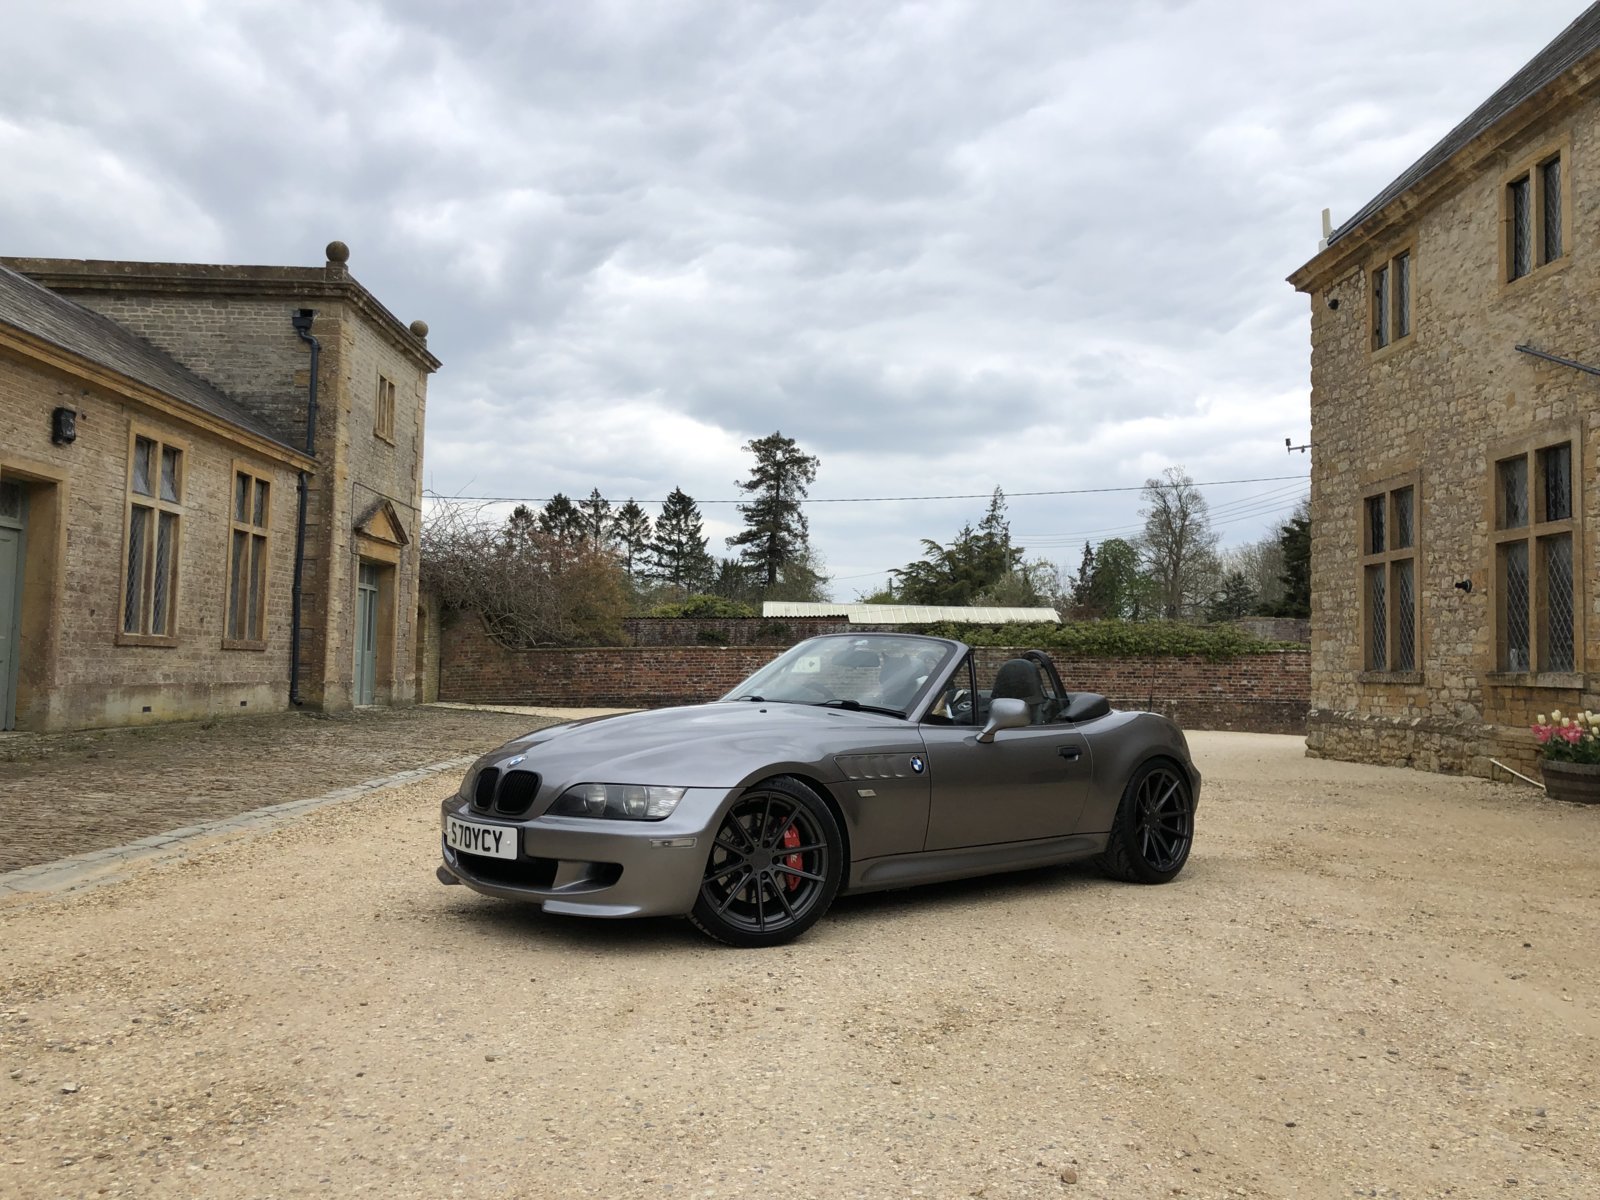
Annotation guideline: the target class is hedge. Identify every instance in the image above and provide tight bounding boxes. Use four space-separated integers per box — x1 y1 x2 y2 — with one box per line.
902 621 1296 661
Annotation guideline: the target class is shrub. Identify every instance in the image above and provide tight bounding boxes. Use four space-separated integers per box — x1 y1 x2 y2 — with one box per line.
650 594 757 619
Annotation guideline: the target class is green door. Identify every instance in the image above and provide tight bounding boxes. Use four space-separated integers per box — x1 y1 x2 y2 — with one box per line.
355 562 378 706
0 525 20 731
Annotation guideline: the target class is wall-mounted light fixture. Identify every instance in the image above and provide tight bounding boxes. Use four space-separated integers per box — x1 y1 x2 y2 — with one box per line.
1454 579 1473 594
51 406 78 445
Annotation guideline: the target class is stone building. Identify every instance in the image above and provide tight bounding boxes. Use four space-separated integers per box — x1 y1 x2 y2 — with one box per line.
1289 8 1600 776
0 242 438 731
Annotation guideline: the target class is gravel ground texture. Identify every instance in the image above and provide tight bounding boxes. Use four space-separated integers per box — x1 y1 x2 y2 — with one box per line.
0 706 559 873
2 730 1598 1199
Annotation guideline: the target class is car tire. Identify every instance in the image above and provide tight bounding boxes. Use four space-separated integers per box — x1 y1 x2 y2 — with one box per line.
1099 757 1195 884
689 777 844 948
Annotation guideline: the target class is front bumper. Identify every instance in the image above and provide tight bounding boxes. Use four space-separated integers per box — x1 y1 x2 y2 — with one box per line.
436 788 734 918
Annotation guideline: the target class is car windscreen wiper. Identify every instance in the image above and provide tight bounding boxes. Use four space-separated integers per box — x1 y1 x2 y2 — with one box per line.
811 699 905 718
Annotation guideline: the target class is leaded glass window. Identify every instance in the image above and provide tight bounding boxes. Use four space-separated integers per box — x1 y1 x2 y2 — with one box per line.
1372 263 1391 349
1394 253 1410 340
1510 176 1532 280
1542 156 1562 263
1499 457 1528 529
1362 481 1419 674
1495 438 1579 675
122 433 183 639
1540 442 1571 522
226 466 272 645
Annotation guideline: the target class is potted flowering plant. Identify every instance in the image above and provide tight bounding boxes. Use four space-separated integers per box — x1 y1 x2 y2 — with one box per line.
1531 709 1600 803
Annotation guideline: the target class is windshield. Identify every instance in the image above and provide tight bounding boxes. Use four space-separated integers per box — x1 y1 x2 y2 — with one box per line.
722 635 956 716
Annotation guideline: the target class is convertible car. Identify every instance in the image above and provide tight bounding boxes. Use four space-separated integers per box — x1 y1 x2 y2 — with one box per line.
438 632 1199 947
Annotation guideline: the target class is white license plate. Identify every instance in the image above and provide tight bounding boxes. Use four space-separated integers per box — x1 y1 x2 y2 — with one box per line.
446 817 518 860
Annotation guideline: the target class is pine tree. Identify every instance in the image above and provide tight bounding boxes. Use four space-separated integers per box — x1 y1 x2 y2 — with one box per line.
611 499 653 579
725 431 819 592
577 488 614 551
538 493 584 544
648 487 714 593
500 504 540 557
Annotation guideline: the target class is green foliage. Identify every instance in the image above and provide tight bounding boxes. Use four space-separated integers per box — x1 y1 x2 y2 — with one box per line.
577 488 614 551
1267 508 1311 618
650 594 758 618
538 493 585 544
726 431 820 590
648 486 715 594
906 620 1292 660
892 488 1029 605
1073 537 1156 620
1206 569 1259 622
611 499 653 579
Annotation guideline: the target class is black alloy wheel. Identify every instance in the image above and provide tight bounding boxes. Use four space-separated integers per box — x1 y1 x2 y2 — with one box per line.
689 777 843 948
1100 758 1195 884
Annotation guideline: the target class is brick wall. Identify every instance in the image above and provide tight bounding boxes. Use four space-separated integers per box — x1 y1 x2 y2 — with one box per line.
439 616 1309 732
622 616 848 645
1296 77 1600 777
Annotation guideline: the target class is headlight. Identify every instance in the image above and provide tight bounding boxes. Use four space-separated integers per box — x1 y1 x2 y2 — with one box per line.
548 784 687 821
458 764 483 801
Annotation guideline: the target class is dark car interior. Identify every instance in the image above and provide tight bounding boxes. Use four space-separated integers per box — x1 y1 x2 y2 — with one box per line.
925 651 1110 727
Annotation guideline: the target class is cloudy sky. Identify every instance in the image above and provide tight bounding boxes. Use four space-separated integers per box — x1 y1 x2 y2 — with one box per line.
3 0 1587 597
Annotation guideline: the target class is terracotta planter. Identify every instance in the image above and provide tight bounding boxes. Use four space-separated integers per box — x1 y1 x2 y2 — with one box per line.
1538 758 1600 805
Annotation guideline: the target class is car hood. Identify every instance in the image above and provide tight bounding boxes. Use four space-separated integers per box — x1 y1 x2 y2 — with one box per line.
487 701 910 790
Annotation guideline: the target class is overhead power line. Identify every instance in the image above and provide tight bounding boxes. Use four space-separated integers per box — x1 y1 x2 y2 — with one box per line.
425 473 1309 507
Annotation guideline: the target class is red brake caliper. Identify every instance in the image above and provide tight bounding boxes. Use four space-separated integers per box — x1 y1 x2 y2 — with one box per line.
781 824 803 891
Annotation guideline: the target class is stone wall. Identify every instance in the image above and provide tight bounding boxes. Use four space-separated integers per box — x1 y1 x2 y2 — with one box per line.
0 352 303 730
438 616 1310 732
1294 77 1600 777
7 251 438 717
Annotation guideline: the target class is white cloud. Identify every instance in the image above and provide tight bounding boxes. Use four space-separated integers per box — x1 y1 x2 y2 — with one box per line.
2 0 1584 596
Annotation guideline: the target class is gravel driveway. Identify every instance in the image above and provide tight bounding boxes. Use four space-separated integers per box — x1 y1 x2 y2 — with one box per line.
2 729 1597 1199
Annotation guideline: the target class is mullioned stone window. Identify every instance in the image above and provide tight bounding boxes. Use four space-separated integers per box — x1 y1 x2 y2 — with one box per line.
1499 137 1571 286
224 463 272 649
1492 436 1580 677
1361 476 1420 675
1370 245 1413 354
375 373 396 443
119 428 185 646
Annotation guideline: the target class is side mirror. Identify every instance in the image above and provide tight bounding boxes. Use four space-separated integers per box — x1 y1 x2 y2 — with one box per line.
977 697 1029 743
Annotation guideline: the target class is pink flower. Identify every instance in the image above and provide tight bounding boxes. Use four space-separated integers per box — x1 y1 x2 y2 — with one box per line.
1533 724 1553 744
1563 726 1584 745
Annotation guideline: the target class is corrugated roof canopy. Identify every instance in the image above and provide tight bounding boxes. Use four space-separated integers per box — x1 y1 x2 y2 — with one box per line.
763 602 1060 625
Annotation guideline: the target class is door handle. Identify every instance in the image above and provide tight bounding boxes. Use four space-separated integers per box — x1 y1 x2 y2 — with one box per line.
1057 746 1081 761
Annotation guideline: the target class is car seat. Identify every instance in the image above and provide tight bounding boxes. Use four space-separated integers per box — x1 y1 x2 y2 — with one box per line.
990 659 1050 724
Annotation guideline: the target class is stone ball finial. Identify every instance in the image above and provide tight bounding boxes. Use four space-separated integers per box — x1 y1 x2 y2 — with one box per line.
409 319 429 340
325 240 350 264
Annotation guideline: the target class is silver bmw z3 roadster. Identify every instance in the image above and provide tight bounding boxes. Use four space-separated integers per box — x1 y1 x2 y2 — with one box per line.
438 632 1200 947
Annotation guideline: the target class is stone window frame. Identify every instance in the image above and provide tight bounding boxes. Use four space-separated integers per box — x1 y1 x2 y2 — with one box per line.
1498 133 1572 290
1368 239 1415 360
1486 426 1583 687
374 373 396 444
117 426 187 648
1358 470 1422 683
222 460 273 651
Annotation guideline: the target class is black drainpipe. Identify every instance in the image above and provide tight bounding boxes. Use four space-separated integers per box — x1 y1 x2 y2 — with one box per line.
289 308 320 706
